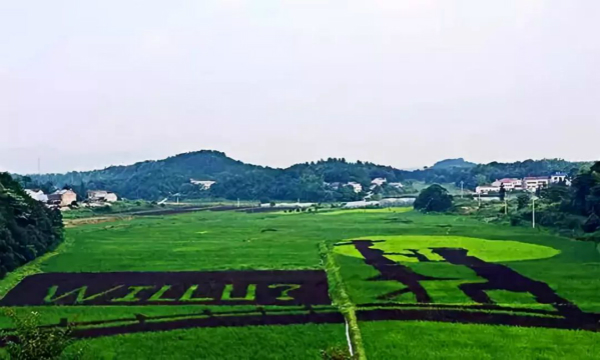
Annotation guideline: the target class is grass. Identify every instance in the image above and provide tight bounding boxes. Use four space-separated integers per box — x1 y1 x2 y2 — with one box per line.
334 235 560 262
360 321 600 359
0 207 599 358
320 207 413 216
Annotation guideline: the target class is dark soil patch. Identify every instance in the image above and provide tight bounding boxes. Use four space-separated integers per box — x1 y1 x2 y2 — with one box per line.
344 240 587 320
431 248 584 318
130 205 214 216
261 228 278 233
208 206 255 212
386 218 414 224
346 240 454 302
72 311 344 339
243 207 298 214
0 271 330 306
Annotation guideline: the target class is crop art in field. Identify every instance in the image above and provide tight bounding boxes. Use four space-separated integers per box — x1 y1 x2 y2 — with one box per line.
0 270 330 306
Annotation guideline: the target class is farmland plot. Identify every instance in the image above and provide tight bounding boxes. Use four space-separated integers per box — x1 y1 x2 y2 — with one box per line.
0 209 598 359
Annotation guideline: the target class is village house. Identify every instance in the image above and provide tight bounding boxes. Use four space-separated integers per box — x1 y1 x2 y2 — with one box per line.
550 172 570 185
491 178 523 191
47 189 77 207
24 189 48 202
87 190 118 202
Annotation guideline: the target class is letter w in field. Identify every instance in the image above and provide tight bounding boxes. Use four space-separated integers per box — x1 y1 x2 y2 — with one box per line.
44 285 124 304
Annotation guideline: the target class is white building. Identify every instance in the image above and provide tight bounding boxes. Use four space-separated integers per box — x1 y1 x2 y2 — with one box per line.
371 178 387 187
347 182 363 193
343 200 380 208
523 177 550 191
88 190 118 202
388 182 404 189
475 185 501 194
190 179 216 190
550 172 570 185
380 198 414 206
25 189 48 202
491 178 523 191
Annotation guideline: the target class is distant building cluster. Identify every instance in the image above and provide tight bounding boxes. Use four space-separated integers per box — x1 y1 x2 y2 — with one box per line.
327 178 403 194
24 188 118 209
475 172 570 194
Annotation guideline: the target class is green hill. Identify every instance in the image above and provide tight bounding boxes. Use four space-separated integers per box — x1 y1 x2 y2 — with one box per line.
18 151 590 202
431 158 476 169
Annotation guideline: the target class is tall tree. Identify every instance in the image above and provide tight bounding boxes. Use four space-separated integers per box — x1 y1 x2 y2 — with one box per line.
498 183 506 201
414 185 453 213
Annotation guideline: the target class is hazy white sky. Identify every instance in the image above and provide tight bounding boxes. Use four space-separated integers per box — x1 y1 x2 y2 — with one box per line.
1 0 599 174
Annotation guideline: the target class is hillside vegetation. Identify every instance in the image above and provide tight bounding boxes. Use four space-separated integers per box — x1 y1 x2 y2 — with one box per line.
19 150 590 202
0 173 63 278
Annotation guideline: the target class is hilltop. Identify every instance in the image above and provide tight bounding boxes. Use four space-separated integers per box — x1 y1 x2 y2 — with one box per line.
431 158 476 169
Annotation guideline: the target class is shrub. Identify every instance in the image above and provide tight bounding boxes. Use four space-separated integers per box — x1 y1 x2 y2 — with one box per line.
0 309 82 360
582 213 600 233
517 194 530 210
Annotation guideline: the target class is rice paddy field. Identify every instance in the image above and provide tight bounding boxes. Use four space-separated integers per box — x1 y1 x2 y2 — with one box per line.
1 207 599 359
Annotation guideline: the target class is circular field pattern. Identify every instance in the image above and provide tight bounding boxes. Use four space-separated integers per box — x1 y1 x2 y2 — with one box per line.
335 235 560 263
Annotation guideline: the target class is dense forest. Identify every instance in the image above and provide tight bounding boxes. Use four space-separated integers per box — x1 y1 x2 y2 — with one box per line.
0 173 64 278
16 150 590 202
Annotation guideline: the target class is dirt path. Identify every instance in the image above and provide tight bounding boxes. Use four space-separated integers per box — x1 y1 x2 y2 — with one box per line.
64 216 132 228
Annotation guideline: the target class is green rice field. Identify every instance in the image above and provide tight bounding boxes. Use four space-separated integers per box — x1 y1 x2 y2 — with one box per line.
1 208 599 359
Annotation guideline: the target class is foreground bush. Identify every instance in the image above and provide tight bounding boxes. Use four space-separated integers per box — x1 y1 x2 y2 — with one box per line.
0 309 80 360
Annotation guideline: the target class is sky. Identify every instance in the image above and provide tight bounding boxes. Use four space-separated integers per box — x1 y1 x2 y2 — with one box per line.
1 1 599 174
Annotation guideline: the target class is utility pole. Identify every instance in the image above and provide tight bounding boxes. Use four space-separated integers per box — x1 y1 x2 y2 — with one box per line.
237 198 240 208
460 181 464 198
532 197 536 228
478 191 481 207
504 198 508 215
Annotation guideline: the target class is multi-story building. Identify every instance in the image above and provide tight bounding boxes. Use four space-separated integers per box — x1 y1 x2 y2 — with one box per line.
523 177 550 191
491 178 523 191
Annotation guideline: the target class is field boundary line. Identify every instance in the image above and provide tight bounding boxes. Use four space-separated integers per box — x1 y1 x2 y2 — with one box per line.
320 242 366 360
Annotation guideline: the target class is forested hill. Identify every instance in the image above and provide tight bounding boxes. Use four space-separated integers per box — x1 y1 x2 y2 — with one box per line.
431 158 476 169
17 151 591 202
20 151 268 200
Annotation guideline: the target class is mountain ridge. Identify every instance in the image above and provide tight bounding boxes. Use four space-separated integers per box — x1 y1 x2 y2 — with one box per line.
12 150 590 202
